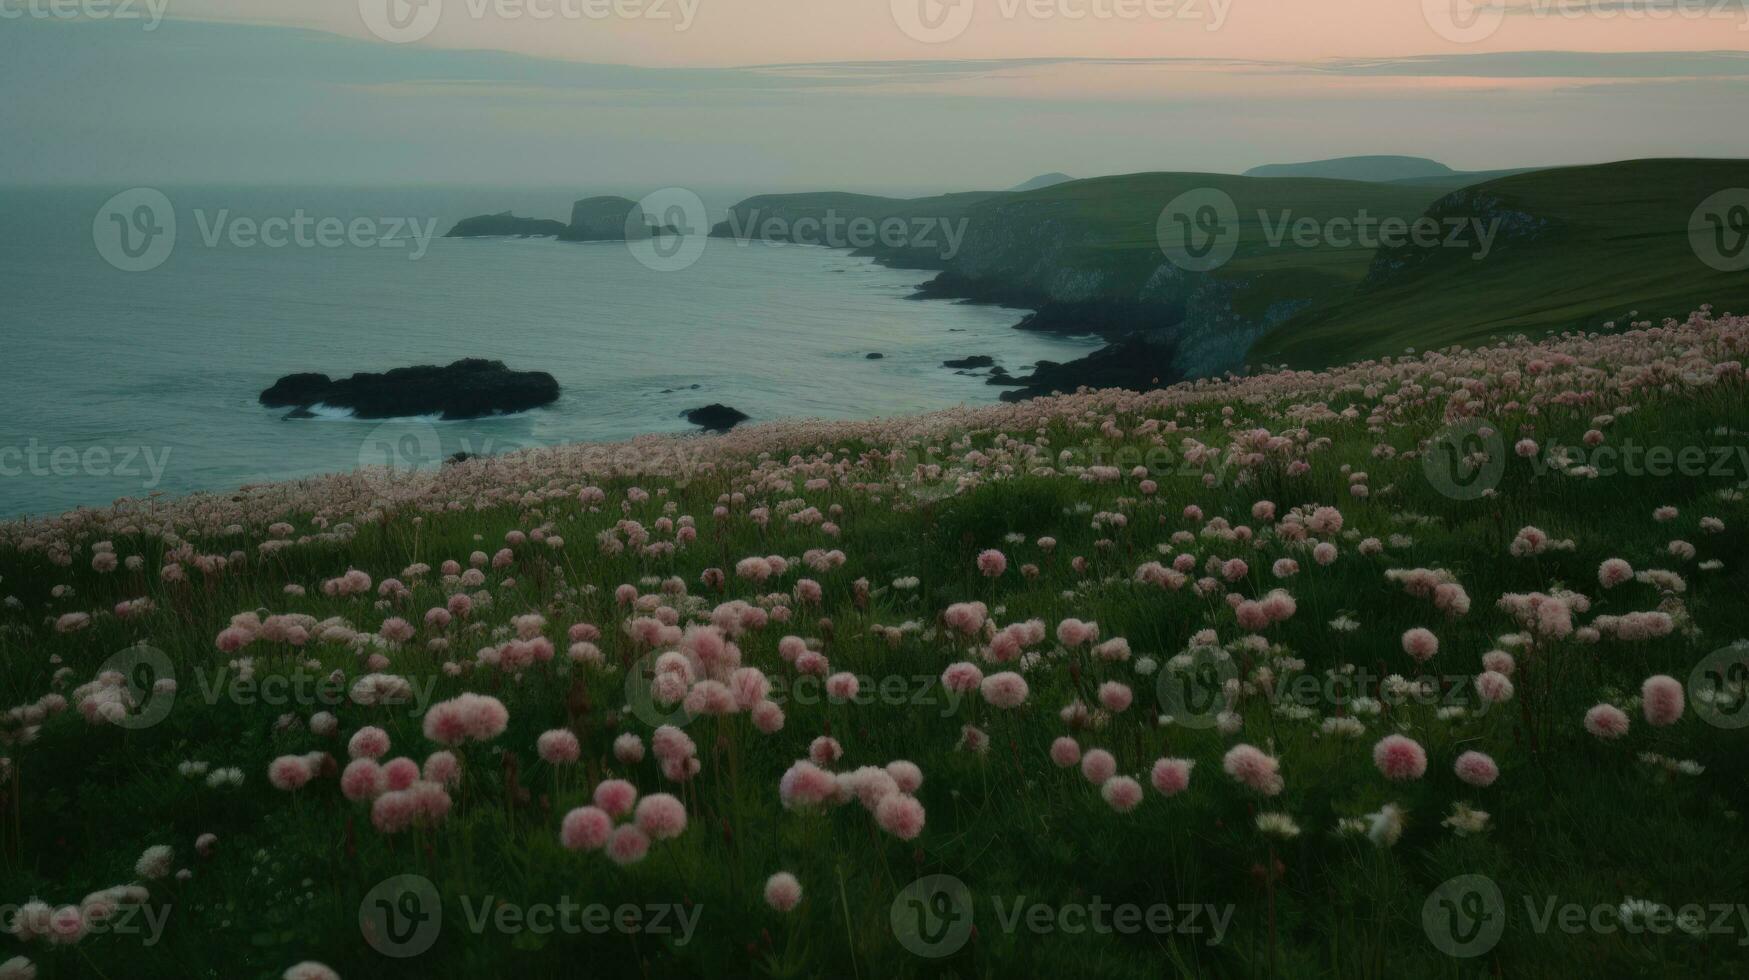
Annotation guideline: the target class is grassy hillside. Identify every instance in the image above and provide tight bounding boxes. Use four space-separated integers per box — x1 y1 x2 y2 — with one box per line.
1251 159 1749 368
2 312 1747 979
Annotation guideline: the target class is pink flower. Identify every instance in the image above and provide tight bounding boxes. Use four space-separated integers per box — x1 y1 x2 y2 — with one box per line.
980 671 1029 709
825 672 861 702
1401 628 1439 662
348 726 390 759
1097 681 1132 713
764 872 803 912
1584 703 1631 739
340 759 385 801
886 760 923 793
1102 775 1144 812
383 757 419 791
976 549 1008 577
634 793 688 840
1598 558 1634 588
1372 735 1427 781
613 733 645 763
944 601 988 636
283 962 341 980
780 760 837 809
1474 670 1514 704
1641 675 1685 726
1150 757 1194 797
874 793 926 840
941 662 984 694
604 824 650 864
1056 618 1099 648
379 617 414 643
423 751 460 786
1049 736 1081 768
267 755 312 791
560 806 613 850
802 734 847 768
1222 744 1283 795
752 700 786 734
1453 751 1499 788
537 730 582 765
593 779 638 817
1080 748 1116 786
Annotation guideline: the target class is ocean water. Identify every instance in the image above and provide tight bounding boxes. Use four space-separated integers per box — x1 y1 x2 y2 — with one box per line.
0 187 1098 519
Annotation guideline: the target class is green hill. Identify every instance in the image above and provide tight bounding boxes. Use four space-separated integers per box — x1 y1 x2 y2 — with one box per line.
1251 159 1749 367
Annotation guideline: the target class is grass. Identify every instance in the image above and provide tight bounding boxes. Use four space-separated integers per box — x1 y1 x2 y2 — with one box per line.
2 316 1748 979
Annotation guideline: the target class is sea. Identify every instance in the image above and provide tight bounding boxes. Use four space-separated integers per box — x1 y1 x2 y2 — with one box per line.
0 186 1098 519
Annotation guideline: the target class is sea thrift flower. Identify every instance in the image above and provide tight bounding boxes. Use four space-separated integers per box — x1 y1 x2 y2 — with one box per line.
1454 751 1499 788
537 730 582 765
634 793 688 840
341 759 386 801
1151 757 1193 797
764 872 803 912
348 726 390 759
1102 776 1144 812
561 806 614 851
976 549 1008 577
886 760 923 793
1049 737 1081 768
1641 675 1685 726
1585 704 1631 739
1373 735 1427 781
283 964 340 980
1401 628 1439 662
874 793 926 840
613 733 645 764
593 779 638 817
268 755 313 791
980 672 1029 708
1080 748 1117 785
606 824 651 864
1222 744 1283 796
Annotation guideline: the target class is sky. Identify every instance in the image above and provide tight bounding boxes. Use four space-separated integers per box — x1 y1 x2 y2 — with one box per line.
2 0 1747 192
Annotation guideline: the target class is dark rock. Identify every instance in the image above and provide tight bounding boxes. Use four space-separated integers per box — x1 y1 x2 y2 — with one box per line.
683 404 749 432
942 355 995 369
560 196 684 242
446 452 474 465
260 359 560 420
999 334 1181 401
865 352 884 359
445 211 568 238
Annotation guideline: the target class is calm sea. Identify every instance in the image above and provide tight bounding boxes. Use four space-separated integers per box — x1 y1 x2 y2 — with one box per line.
0 186 1097 519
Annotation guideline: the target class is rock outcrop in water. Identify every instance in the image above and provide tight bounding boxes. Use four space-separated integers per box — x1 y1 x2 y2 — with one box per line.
996 334 1182 402
444 212 568 238
559 197 684 242
683 404 749 432
261 359 560 420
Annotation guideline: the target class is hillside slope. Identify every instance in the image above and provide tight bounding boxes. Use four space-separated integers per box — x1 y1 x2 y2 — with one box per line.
1251 159 1749 367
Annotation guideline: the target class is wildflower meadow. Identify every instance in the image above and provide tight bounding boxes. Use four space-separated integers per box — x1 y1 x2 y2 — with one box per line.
2 309 1748 979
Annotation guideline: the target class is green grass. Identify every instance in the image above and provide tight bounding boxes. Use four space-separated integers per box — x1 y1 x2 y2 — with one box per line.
2 329 1748 979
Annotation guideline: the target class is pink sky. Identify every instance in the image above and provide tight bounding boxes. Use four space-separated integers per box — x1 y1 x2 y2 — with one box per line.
175 0 1749 68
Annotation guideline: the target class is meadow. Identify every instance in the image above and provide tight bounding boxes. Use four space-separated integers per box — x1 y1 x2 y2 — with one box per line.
2 308 1748 979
